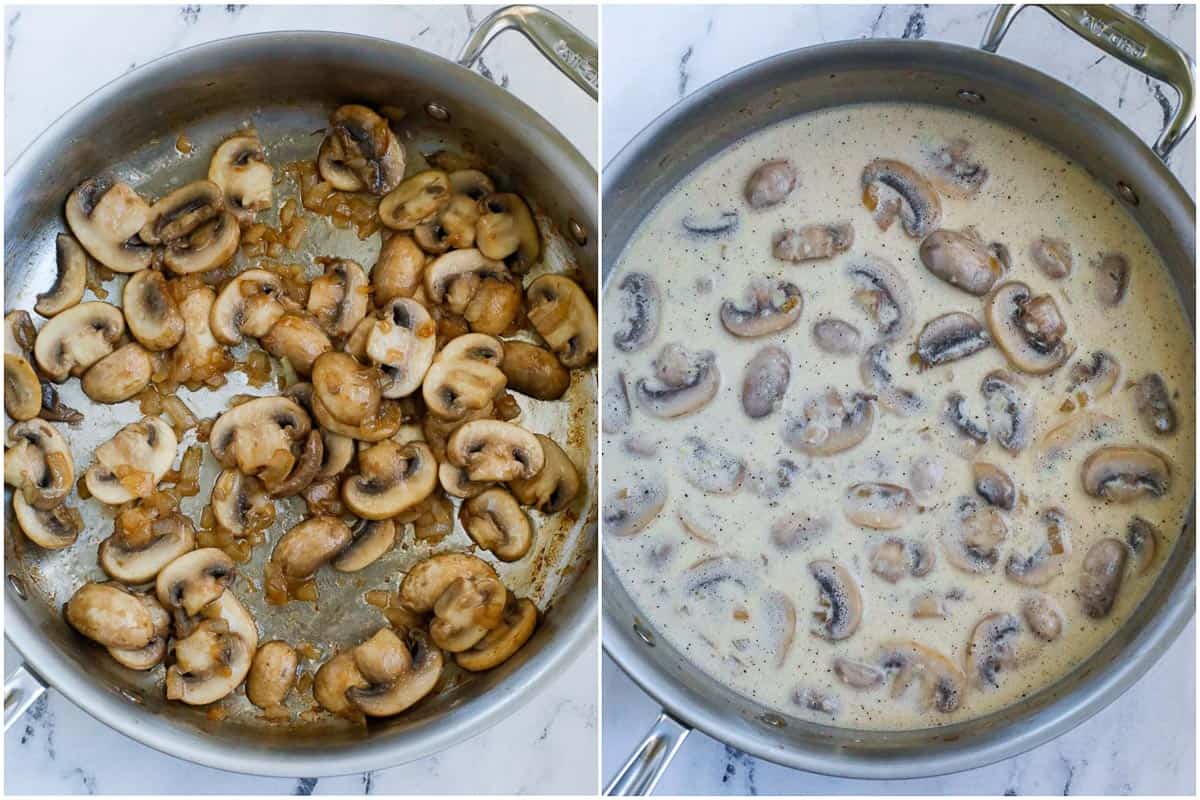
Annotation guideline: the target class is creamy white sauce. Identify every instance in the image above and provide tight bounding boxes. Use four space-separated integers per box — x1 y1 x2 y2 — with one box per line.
602 103 1194 731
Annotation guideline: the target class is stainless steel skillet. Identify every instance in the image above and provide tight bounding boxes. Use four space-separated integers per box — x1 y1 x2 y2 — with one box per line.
602 5 1194 793
4 5 598 778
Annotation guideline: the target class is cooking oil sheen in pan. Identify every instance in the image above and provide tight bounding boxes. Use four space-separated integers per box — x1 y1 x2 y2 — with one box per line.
603 103 1194 731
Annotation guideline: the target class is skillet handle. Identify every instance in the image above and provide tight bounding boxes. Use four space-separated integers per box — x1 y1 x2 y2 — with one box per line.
981 4 1195 160
4 663 47 732
604 712 690 796
459 5 598 101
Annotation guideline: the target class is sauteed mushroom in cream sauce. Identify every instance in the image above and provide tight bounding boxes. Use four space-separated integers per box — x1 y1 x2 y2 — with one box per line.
6 101 595 723
602 103 1193 731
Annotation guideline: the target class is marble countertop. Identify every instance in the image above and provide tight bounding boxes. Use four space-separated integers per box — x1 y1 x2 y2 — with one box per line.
601 4 1195 796
4 4 597 795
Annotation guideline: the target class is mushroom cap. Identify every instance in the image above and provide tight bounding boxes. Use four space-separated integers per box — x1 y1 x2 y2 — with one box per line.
415 193 481 254
313 650 369 718
1030 235 1073 279
210 269 287 345
613 272 660 352
346 628 444 717
311 352 382 427
66 581 156 650
371 233 426 306
603 473 668 536
446 420 544 483
271 515 353 580
720 278 803 338
602 369 632 435
208 131 274 224
106 592 171 670
33 301 125 381
428 574 508 651
99 508 197 585
1134 372 1177 436
475 192 541 272
165 619 254 706
398 552 499 613
526 274 598 368
322 105 407 196
676 435 745 495
311 392 407 442
4 312 41 420
366 298 437 398
973 461 1016 510
208 396 311 479
833 656 885 689
1079 537 1129 618
772 222 854 263
1022 594 1065 642
508 434 581 513
260 313 333 376
155 547 236 616
918 229 1003 295
985 281 1070 374
84 416 178 505
342 440 437 519
140 180 224 245
64 178 154 273
744 159 798 209
843 482 914 530
499 339 570 401
1092 253 1130 306
1081 445 1171 503
246 640 298 710
379 169 452 229
460 488 534 561
81 341 153 403
332 519 397 572
11 491 82 549
742 345 791 419
809 559 862 640
307 259 370 338
210 468 276 537
860 159 942 238
421 357 506 420
456 596 538 672
4 418 76 510
163 210 241 274
35 233 89 318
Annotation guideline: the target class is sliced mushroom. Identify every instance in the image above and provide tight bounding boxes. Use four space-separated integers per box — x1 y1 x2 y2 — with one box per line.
794 687 840 716
247 640 298 711
684 555 759 598
1134 373 1176 436
66 581 156 650
1030 236 1073 279
768 512 828 552
209 396 310 483
613 272 660 352
313 650 369 719
445 420 543 483
1066 350 1121 402
833 657 884 689
85 416 177 504
860 343 923 416
869 537 932 582
210 469 275 537
927 139 988 198
155 547 235 617
306 259 369 338
140 180 224 246
319 105 406 195
635 343 719 417
263 428 323 499
784 389 875 456
966 612 1021 689
1022 594 1064 642
720 278 803 337
919 229 1004 295
271 515 353 582
1006 507 1071 587
508 434 580 513
380 170 452 229
342 440 436 519
332 519 396 573
860 159 941 238
36 380 83 425
421 358 505 421
123 269 185 350
415 194 480 254
210 269 288 345
460 488 534 561
942 391 988 456
981 370 1034 453
261 313 333 376
973 462 1015 510
107 592 171 670
64 178 154 273
1091 253 1129 306
1126 516 1161 576
371 234 425 305
526 274 598 368
169 284 232 387
438 332 504 366
399 552 499 612
35 233 89 317
311 352 381 427
681 209 739 236
165 615 254 705
500 340 570 401
603 369 632 435
4 418 75 509
878 641 966 713
811 318 861 355
455 596 538 672
847 257 914 341
911 591 947 619
208 131 274 224
1078 537 1127 618
742 346 790 419
809 559 862 640
475 192 540 272
678 436 745 495
985 282 1070 374
744 160 797 208
366 298 438 398
1081 445 1171 503
603 473 668 536
33 301 125 381
843 483 914 530
772 222 854 262
12 491 82 549
4 312 41 421
81 342 153 403
915 312 990 367
99 505 196 585
943 496 1007 574
163 210 240 274
1037 410 1117 459
344 628 443 717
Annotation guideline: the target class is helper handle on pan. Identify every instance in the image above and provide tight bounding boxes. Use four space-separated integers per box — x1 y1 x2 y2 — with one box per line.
4 663 47 732
604 712 691 796
459 5 598 101
982 4 1196 160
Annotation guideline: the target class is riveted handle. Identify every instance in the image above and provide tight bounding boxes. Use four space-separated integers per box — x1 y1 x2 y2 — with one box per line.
982 4 1195 160
604 712 690 796
4 663 47 732
459 5 598 101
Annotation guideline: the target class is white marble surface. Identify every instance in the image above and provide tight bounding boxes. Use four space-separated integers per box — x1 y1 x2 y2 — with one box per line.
4 4 598 795
602 4 1195 796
